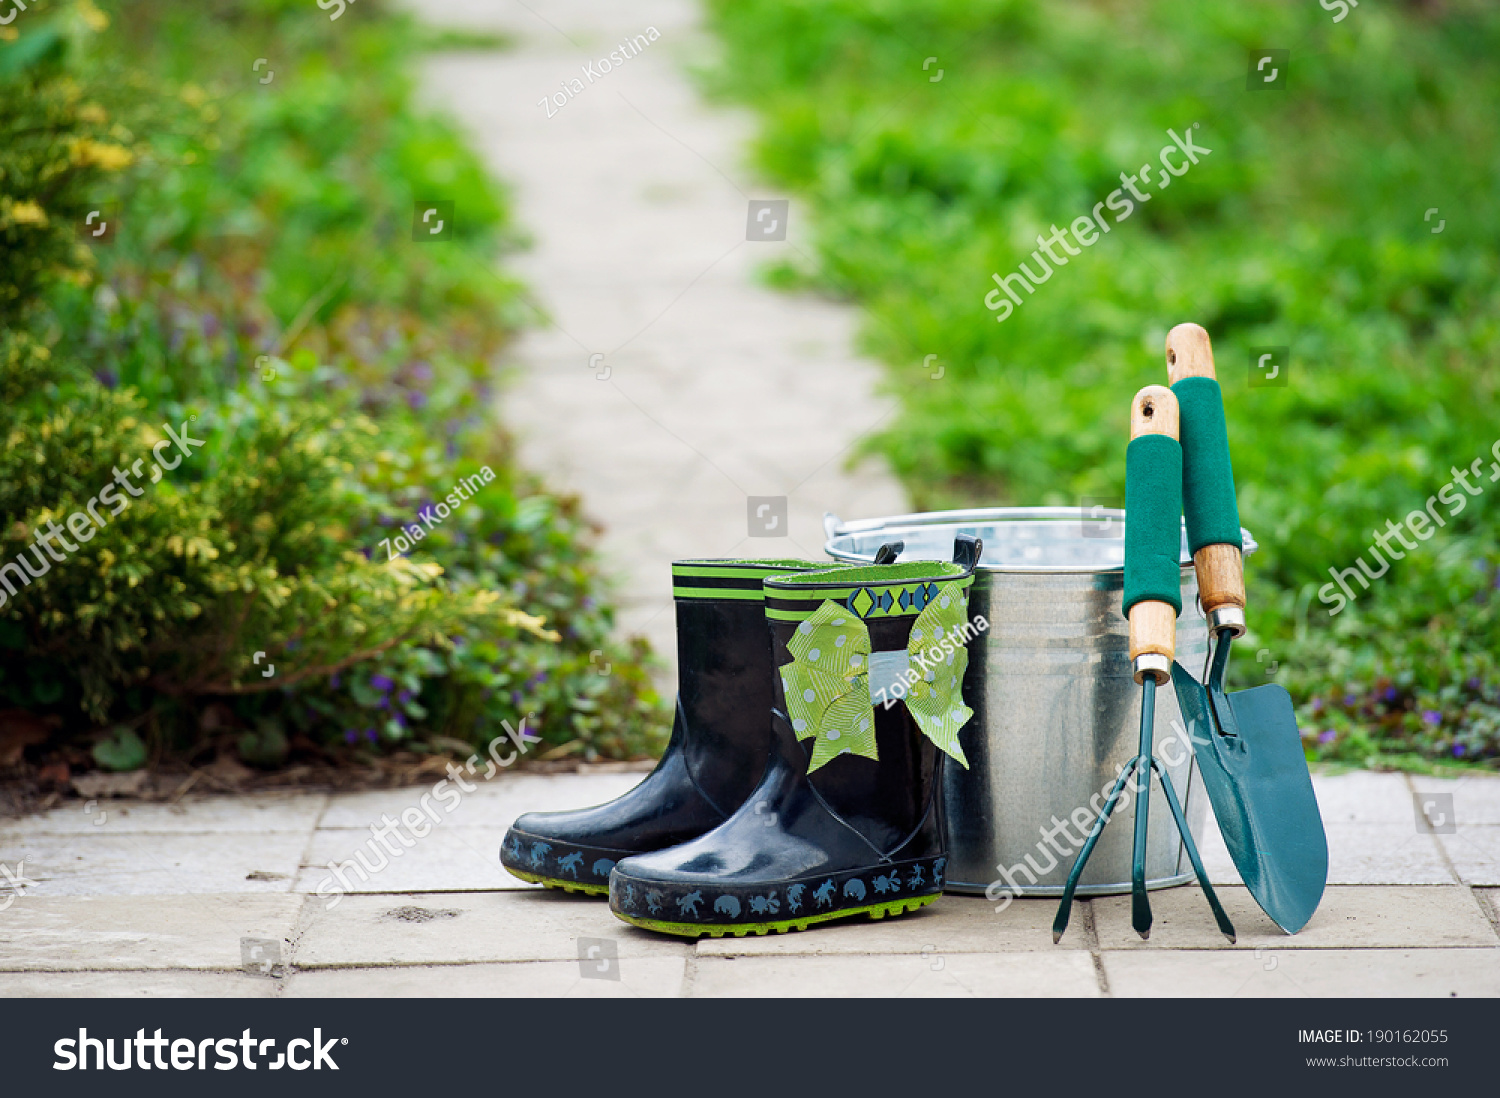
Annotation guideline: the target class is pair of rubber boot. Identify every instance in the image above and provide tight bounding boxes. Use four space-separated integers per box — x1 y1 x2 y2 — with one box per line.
500 538 982 937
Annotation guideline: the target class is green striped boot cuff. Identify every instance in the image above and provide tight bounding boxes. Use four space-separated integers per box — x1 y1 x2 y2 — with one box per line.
763 562 975 624
671 558 847 603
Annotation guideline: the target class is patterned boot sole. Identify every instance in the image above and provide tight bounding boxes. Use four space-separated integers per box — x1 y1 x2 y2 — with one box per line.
501 828 627 897
614 893 936 938
609 856 947 938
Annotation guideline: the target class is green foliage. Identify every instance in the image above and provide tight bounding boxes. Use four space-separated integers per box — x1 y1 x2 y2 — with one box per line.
0 0 665 770
704 0 1500 766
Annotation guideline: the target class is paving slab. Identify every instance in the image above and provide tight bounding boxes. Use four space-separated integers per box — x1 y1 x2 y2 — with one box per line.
1102 947 1500 998
283 958 686 998
0 830 308 896
689 951 1101 997
3 791 327 836
1410 772 1500 827
313 768 646 831
291 890 691 967
696 895 1059 957
1090 886 1497 951
1438 828 1500 887
0 970 282 997
293 827 527 894
0 894 303 971
1312 771 1424 825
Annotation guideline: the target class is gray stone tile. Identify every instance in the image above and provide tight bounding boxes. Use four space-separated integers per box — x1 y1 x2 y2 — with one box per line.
1091 886 1497 951
1191 816 1452 887
313 769 647 831
697 894 1058 957
293 827 528 895
1478 889 1500 926
0 894 304 971
689 951 1100 997
0 831 308 895
1438 828 1500 886
3 791 327 836
1311 771 1421 825
283 958 685 998
1102 947 1500 998
0 970 281 997
291 890 690 967
1323 823 1455 885
1410 772 1500 827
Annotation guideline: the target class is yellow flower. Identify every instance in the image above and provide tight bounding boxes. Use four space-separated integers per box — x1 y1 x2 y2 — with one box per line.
6 200 48 227
78 103 107 125
74 139 134 171
78 1 109 32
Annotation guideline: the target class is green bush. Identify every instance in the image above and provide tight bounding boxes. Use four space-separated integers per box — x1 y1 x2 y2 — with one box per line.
0 0 664 770
703 0 1500 767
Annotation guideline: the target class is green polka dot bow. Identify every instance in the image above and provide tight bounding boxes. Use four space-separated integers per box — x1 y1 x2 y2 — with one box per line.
780 582 975 772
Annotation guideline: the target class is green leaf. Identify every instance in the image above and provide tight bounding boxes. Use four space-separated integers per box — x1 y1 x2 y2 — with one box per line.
92 727 147 773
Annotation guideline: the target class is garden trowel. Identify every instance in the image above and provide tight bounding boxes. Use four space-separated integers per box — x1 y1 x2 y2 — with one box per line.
1165 323 1328 934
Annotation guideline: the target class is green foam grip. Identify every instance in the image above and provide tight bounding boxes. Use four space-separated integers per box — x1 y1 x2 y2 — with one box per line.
1123 433 1183 618
1172 377 1243 554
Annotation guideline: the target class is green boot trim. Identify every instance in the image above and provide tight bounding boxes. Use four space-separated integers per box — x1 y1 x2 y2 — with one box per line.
505 866 609 896
612 893 937 938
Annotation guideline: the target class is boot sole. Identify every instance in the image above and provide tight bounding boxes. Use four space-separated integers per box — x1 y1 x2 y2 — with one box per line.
612 893 936 938
504 866 608 896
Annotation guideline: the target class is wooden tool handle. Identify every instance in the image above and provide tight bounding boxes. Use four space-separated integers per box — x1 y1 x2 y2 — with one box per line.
1128 385 1177 682
1165 323 1247 627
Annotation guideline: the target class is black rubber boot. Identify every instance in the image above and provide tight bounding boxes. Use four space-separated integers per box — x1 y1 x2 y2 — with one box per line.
500 554 895 894
609 538 982 936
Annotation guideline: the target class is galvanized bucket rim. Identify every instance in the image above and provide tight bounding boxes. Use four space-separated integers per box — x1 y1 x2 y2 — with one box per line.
823 506 1258 575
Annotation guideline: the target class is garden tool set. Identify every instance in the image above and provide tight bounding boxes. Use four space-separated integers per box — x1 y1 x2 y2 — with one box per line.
1051 384 1236 944
506 322 1327 942
1163 324 1328 934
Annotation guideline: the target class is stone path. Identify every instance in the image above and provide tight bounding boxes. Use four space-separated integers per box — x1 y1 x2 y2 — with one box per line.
405 0 907 668
2 768 1497 996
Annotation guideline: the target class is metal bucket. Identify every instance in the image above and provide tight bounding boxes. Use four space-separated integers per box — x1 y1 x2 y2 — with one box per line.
824 507 1257 897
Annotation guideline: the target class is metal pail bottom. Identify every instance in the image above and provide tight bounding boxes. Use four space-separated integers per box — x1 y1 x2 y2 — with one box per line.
824 507 1257 898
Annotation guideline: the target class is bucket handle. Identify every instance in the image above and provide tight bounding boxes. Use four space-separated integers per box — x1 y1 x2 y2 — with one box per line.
952 534 983 576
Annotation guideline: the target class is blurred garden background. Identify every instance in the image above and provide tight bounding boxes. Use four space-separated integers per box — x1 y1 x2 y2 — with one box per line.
1 0 1497 802
0 0 663 802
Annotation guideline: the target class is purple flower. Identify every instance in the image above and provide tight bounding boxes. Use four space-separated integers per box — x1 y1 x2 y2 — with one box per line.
344 729 358 744
1311 698 1324 714
1318 730 1336 744
409 361 434 383
510 691 522 708
1468 677 1482 691
1453 744 1467 757
94 368 118 389
1421 709 1442 726
1382 686 1397 702
366 728 378 743
394 712 408 728
1343 693 1357 708
406 390 427 411
371 674 394 693
398 690 412 705
331 673 341 689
